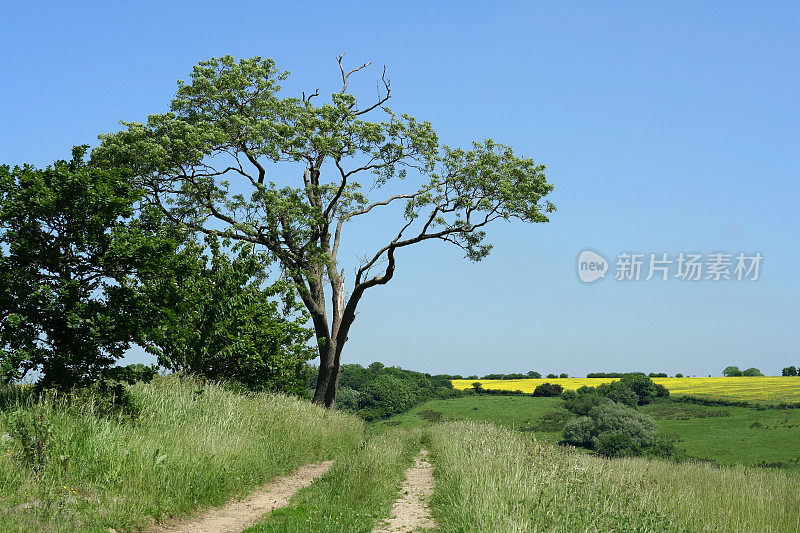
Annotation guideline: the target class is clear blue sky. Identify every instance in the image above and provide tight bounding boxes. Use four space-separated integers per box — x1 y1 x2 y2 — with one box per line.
2 2 798 377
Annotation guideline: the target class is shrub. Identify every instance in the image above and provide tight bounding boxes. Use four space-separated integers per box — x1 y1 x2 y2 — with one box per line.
654 383 670 398
532 383 563 397
675 373 683 378
618 373 659 405
596 381 638 407
561 401 660 457
593 430 639 456
562 416 594 446
546 373 558 379
559 373 569 378
562 389 604 416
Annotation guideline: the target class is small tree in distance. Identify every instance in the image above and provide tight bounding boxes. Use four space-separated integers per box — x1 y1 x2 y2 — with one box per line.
723 366 743 377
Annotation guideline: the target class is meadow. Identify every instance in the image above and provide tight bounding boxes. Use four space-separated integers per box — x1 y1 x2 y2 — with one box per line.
3 376 800 531
452 376 800 403
0 377 363 532
376 394 800 470
429 421 800 532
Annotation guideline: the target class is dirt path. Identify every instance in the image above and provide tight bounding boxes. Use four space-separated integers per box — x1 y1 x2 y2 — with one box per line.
147 461 333 533
373 449 437 533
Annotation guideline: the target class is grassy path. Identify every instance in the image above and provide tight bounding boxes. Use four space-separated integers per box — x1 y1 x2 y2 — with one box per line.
148 461 333 533
246 432 419 532
373 449 437 532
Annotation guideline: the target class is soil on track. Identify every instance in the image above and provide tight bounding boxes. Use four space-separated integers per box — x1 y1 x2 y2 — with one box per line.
146 460 333 533
373 449 437 533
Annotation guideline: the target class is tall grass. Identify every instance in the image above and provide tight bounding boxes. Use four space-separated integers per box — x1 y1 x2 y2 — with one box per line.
0 376 363 532
247 430 421 532
429 421 800 532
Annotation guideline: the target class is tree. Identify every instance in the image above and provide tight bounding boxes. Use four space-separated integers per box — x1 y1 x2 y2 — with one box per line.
783 366 798 377
526 371 541 379
723 366 743 377
135 231 314 394
0 148 143 389
741 367 763 377
559 372 569 378
92 55 556 407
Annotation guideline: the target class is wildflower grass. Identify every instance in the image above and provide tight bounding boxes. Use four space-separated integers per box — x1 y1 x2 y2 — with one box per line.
429 421 800 532
0 376 363 532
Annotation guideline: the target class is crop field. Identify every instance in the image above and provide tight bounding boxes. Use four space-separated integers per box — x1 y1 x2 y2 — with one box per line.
452 376 800 403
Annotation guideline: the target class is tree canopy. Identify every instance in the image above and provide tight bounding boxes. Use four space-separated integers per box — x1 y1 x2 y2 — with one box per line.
0 148 144 388
92 54 556 407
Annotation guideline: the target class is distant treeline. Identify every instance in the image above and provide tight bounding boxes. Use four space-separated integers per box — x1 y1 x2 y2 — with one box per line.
586 372 670 378
440 371 675 380
309 362 465 421
441 372 568 380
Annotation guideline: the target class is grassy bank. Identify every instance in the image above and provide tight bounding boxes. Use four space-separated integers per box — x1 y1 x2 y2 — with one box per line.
247 430 420 532
0 376 364 532
429 421 800 532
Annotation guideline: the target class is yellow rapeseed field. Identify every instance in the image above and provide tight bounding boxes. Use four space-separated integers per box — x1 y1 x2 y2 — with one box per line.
451 376 800 403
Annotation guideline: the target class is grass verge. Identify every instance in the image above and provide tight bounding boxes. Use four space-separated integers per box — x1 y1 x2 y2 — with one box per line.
0 376 363 532
246 430 421 532
428 421 800 532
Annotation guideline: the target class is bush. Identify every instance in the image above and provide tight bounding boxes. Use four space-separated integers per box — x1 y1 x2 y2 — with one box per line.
618 373 659 405
562 416 594 446
783 366 798 377
562 401 659 457
559 373 569 378
104 364 158 385
532 382 563 397
654 383 670 398
562 389 604 416
546 373 558 379
675 373 683 378
742 367 763 377
596 381 638 407
593 430 639 456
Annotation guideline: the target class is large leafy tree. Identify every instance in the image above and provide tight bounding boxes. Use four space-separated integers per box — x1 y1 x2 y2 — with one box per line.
136 231 314 395
0 147 145 389
92 54 556 407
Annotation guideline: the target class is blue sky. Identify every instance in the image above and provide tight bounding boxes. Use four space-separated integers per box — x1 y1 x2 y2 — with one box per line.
2 2 798 377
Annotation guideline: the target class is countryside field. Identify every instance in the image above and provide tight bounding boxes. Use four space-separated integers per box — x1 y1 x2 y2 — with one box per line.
452 376 800 403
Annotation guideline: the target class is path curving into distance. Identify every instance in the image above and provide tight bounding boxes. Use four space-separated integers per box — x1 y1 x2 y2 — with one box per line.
147 460 333 533
373 449 437 533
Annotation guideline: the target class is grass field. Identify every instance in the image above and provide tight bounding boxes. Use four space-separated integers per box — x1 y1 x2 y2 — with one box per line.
0 377 363 532
452 376 800 403
429 421 800 532
376 395 800 470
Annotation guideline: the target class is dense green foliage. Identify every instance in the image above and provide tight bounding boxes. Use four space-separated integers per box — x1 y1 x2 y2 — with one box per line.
562 401 660 456
135 233 314 394
0 148 150 389
783 366 798 376
532 382 563 397
723 366 764 377
319 363 460 420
